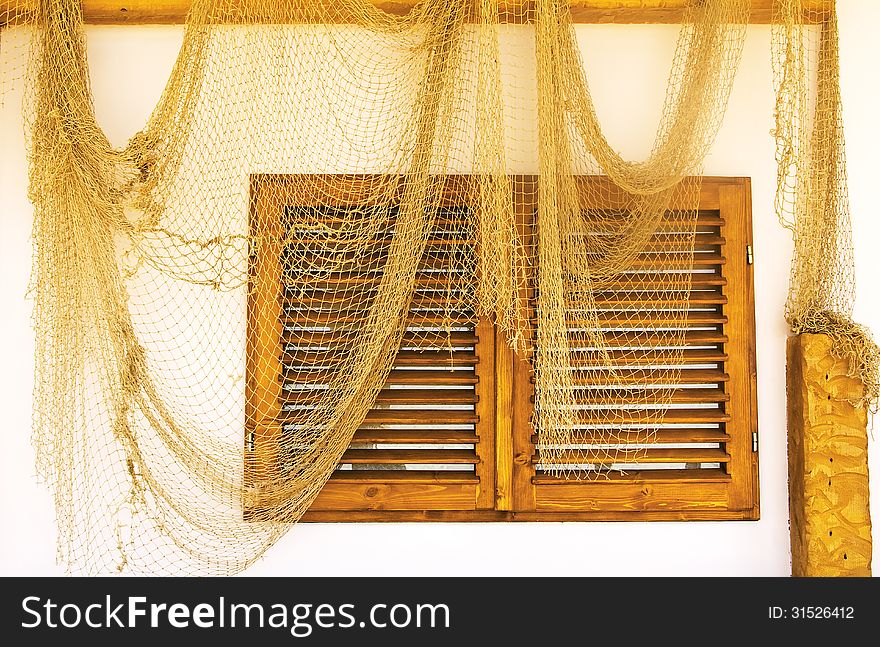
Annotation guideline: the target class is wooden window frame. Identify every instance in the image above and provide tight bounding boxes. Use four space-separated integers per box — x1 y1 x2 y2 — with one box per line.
248 175 759 522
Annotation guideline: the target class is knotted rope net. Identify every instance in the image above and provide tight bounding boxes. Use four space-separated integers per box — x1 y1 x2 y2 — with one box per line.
0 0 874 574
772 0 879 410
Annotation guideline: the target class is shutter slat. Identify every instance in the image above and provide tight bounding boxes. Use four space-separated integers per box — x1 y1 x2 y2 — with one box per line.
582 212 724 226
329 470 479 484
278 408 479 425
289 215 468 229
383 369 479 385
285 237 474 247
362 409 479 425
287 252 464 271
287 274 472 289
282 310 477 325
628 253 726 269
282 311 477 325
595 275 727 289
535 448 730 465
280 369 481 387
373 388 478 404
342 449 479 464
282 329 479 347
282 349 478 367
563 387 730 404
560 408 731 425
352 429 479 444
282 388 479 406
591 292 727 306
580 234 725 250
566 348 728 366
289 293 474 309
532 467 732 485
569 330 727 347
561 311 727 326
529 368 730 386
532 428 731 444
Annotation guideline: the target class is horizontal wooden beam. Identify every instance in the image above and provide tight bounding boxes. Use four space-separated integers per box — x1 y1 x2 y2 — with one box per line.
2 1 833 28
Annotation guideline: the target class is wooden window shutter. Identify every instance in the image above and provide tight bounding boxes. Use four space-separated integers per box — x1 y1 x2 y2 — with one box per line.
248 176 493 519
248 175 759 522
516 177 760 519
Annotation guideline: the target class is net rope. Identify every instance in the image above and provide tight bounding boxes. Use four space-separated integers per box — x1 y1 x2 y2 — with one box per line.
0 0 875 574
772 0 879 410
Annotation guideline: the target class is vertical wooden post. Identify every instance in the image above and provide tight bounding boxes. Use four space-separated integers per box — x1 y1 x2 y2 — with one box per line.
787 333 872 576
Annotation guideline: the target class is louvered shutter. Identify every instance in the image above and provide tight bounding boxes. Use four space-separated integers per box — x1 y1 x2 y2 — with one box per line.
248 176 493 519
519 177 759 519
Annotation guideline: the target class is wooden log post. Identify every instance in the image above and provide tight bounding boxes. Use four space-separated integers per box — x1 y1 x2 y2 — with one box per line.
787 333 872 576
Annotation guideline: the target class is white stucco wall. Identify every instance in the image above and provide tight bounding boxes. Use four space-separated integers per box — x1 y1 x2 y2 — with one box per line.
1 1 877 576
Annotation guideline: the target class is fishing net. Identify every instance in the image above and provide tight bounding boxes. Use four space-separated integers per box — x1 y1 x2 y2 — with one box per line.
0 0 874 574
772 0 879 410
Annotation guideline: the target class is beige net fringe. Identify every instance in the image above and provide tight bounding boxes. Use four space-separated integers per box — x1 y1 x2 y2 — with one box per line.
0 0 874 574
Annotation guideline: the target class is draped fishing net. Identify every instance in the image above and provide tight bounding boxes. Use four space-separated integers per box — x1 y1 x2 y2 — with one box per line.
772 0 880 410
0 0 874 574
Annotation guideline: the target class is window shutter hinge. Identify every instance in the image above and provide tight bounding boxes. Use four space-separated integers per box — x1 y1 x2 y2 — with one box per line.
746 244 754 265
752 430 759 453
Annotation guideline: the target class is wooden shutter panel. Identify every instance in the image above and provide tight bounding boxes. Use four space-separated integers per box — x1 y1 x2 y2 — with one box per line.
248 176 492 519
521 177 759 519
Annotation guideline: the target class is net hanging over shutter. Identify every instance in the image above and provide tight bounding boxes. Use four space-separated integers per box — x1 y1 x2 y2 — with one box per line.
0 0 875 574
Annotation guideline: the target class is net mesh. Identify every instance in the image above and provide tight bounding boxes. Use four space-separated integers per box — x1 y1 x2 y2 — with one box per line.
772 0 880 410
0 0 874 574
